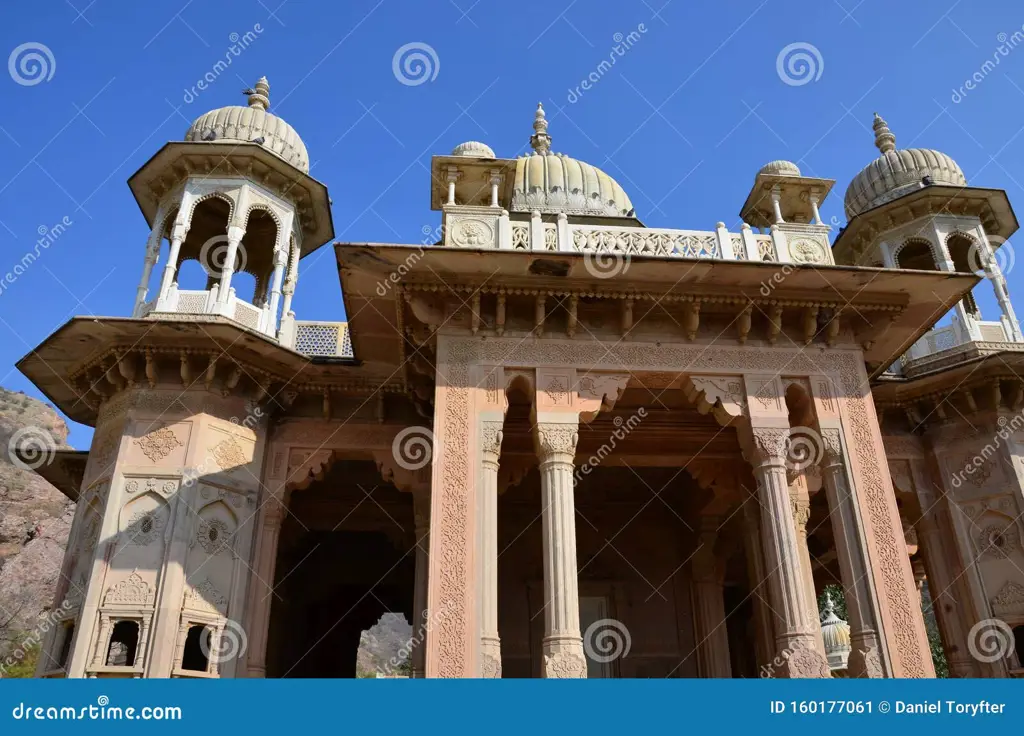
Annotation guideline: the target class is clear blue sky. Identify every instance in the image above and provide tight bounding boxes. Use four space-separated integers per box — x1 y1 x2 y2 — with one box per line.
2 0 1024 448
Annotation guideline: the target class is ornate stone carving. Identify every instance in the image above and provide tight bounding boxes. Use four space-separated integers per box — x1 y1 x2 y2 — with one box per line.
820 428 843 464
211 436 247 469
124 509 165 547
135 427 182 462
451 219 493 247
480 422 503 459
480 652 502 678
783 645 831 678
197 518 232 555
977 523 1019 559
750 427 789 463
542 376 570 406
184 578 229 616
849 646 885 678
991 580 1024 617
543 650 587 678
535 424 579 458
104 570 156 607
790 239 827 264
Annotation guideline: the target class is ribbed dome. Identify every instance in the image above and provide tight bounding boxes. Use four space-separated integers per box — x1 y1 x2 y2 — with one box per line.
820 594 852 672
184 77 309 173
758 160 801 177
844 114 966 219
451 140 496 158
510 104 634 218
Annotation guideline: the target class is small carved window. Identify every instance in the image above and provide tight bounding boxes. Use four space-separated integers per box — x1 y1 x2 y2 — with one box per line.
181 625 212 672
106 620 139 667
57 622 75 669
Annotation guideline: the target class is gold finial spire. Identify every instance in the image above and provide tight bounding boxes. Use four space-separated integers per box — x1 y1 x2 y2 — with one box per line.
529 102 551 155
873 112 895 154
246 76 270 111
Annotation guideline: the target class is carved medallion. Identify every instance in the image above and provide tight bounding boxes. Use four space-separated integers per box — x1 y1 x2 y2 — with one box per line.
134 427 182 463
211 436 247 470
451 219 493 247
197 518 232 555
104 570 155 607
125 509 165 547
791 239 827 264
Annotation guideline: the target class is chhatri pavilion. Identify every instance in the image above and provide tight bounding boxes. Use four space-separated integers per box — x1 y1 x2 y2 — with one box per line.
17 78 1024 678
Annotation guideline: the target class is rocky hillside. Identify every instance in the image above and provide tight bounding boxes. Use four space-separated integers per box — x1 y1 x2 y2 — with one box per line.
356 612 413 677
0 388 74 661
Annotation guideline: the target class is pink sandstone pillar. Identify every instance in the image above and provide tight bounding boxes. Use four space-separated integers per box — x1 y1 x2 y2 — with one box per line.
244 494 286 677
535 420 587 678
741 500 776 671
748 427 830 678
410 490 430 678
479 421 503 677
692 518 732 678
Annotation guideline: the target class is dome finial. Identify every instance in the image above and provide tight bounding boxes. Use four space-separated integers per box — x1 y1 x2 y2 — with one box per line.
873 112 896 154
246 76 270 111
530 102 551 155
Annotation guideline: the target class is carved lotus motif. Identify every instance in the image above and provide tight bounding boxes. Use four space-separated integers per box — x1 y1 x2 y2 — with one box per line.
451 219 493 247
135 427 182 463
791 239 826 264
197 518 232 555
211 436 247 470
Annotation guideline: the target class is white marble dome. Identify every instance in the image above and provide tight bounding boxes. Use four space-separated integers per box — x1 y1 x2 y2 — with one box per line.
451 140 496 158
758 160 802 177
820 594 852 672
510 104 634 218
184 77 309 174
844 114 967 219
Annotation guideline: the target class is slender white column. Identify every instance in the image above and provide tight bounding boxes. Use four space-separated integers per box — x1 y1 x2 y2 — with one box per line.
134 226 163 316
749 428 829 678
266 245 288 330
410 490 430 678
820 430 887 677
692 518 732 678
157 223 189 305
280 241 300 318
535 421 587 678
479 421 503 677
489 171 500 207
809 196 823 225
770 187 784 224
217 225 246 305
245 497 286 677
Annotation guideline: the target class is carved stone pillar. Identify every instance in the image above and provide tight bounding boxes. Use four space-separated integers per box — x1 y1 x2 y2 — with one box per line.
535 421 587 678
748 427 829 678
410 490 430 678
479 421 503 677
820 429 886 677
692 518 732 678
788 480 826 659
741 500 776 671
244 494 286 677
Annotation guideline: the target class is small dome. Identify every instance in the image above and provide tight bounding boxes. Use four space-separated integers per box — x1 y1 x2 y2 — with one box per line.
820 594 852 672
184 77 309 173
844 114 967 219
758 160 802 177
510 104 634 218
451 140 496 158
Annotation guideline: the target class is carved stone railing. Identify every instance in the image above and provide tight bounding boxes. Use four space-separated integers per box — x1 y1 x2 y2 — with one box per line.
291 321 353 358
890 318 1022 375
437 205 836 266
145 285 276 338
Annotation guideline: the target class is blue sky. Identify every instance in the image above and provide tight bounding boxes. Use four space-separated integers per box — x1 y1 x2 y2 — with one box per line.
2 0 1024 448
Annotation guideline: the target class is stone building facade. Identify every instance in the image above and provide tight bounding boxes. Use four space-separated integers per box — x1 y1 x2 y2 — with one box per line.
16 81 1024 678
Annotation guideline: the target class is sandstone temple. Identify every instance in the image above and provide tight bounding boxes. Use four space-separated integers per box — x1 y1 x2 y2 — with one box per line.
16 77 1024 678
